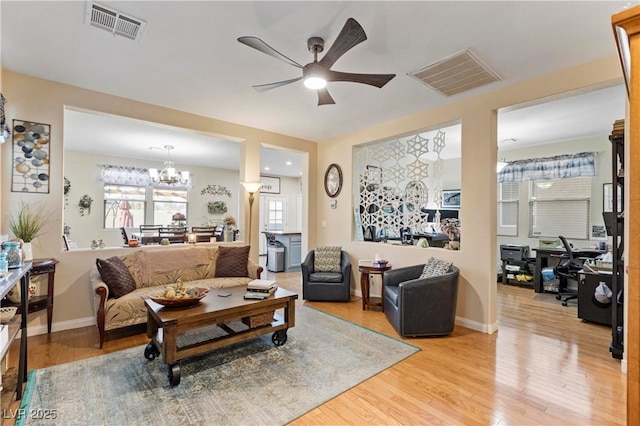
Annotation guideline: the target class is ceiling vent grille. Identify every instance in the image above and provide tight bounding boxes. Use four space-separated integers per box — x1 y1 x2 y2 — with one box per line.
86 2 146 41
409 49 500 97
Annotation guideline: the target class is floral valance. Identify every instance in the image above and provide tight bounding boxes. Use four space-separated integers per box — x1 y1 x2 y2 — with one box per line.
98 164 193 189
99 164 152 186
498 152 595 183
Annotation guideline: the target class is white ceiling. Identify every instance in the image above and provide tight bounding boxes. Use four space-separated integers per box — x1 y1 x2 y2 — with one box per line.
1 1 632 176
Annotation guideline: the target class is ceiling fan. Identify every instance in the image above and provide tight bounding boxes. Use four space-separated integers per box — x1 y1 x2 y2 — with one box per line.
238 18 396 106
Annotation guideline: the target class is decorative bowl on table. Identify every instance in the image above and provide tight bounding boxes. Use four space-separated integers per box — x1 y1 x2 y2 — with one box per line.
0 306 18 324
374 260 389 267
149 287 208 308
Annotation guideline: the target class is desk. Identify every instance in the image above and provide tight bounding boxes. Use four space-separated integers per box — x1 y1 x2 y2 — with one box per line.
359 263 392 311
532 247 604 293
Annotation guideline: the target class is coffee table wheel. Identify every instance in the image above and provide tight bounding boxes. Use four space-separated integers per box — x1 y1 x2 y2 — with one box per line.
168 363 181 386
144 342 160 360
272 329 288 347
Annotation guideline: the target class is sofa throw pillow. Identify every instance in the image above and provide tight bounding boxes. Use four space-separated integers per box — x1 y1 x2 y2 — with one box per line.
215 245 250 277
96 256 137 298
420 257 453 278
314 246 342 272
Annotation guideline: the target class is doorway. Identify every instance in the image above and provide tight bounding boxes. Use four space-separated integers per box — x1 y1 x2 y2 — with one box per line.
259 195 288 255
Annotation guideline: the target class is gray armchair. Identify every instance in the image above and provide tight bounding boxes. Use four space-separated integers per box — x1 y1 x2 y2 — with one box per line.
302 250 351 302
383 264 460 337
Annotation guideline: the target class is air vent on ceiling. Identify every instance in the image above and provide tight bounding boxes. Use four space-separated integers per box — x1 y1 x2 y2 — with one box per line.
409 49 500 97
85 2 146 41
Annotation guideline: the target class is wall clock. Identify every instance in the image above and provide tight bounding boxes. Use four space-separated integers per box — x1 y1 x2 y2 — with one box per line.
324 163 343 198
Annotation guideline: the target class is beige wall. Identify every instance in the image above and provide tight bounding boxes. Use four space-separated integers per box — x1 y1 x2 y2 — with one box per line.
0 56 623 336
316 56 623 332
0 70 317 335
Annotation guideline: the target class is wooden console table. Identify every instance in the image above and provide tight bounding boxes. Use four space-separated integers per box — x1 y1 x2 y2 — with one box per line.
359 263 392 311
3 258 57 333
0 262 31 403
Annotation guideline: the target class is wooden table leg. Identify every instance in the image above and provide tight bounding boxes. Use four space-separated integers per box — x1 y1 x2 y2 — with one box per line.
360 272 369 310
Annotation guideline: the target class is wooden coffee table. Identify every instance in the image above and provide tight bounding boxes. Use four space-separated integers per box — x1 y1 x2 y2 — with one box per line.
144 285 298 386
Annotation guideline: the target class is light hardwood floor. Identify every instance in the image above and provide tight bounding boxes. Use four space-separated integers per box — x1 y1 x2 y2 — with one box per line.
6 270 626 425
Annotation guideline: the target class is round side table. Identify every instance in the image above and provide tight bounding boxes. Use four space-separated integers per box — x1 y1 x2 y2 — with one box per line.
358 263 392 311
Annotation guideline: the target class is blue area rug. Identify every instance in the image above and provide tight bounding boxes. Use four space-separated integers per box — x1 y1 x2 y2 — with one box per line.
20 307 418 425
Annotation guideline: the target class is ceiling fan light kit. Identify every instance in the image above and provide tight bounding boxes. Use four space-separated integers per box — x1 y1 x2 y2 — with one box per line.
238 18 395 105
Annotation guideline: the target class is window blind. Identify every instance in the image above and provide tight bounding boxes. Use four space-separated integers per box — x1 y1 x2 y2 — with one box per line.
528 177 591 239
498 182 519 236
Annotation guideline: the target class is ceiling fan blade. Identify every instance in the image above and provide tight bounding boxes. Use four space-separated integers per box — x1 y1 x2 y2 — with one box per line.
318 18 367 70
317 88 335 106
326 70 396 88
253 76 303 92
238 36 303 69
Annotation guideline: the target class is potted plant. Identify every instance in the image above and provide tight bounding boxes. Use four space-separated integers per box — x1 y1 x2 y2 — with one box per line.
222 214 236 242
8 201 48 261
440 218 460 250
78 194 93 216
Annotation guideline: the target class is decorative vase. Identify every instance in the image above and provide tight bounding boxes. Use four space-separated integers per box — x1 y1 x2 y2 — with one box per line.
2 241 22 269
7 281 37 304
22 242 33 261
224 229 234 242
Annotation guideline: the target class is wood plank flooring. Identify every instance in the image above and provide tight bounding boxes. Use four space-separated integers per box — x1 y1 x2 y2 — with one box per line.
4 272 625 425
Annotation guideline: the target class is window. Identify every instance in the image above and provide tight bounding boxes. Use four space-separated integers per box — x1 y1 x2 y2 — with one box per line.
266 198 285 231
528 177 591 239
104 185 146 229
153 188 188 225
497 182 519 236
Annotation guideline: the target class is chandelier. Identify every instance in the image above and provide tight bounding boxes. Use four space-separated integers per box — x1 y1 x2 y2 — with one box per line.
148 145 189 185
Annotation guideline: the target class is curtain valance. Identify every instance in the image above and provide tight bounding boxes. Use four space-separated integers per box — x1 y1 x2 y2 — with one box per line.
498 152 595 183
98 164 193 189
98 164 152 186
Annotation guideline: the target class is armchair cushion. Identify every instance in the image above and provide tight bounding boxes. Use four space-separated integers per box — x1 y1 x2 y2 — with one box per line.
419 257 452 278
314 246 342 272
309 272 343 283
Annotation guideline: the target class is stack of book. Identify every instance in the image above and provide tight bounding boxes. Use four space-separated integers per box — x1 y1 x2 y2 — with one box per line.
244 279 277 300
612 119 625 136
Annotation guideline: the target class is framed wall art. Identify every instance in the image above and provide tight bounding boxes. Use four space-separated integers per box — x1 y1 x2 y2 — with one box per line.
441 189 461 209
260 176 280 194
603 183 623 212
11 119 50 193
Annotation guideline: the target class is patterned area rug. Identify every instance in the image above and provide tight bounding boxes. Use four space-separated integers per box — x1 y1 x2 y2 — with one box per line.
20 307 418 425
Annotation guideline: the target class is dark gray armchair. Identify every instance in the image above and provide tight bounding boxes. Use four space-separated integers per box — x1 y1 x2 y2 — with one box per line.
302 250 351 302
383 264 460 337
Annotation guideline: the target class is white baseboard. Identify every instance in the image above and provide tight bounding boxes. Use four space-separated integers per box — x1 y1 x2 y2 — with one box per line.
25 316 95 337
455 316 498 334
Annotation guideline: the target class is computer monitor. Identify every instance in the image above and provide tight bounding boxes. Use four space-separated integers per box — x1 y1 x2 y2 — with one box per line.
602 212 623 236
422 209 459 222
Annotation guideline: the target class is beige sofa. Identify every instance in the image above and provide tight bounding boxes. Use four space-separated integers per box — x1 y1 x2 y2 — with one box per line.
90 245 262 348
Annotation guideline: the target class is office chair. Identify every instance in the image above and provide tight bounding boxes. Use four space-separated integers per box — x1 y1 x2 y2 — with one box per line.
554 235 584 306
